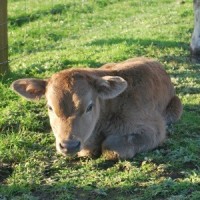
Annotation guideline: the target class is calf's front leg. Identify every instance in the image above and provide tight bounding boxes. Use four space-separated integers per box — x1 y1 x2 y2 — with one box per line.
102 122 166 159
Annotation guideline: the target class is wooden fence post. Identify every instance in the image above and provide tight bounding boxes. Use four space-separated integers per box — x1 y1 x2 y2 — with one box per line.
0 0 9 74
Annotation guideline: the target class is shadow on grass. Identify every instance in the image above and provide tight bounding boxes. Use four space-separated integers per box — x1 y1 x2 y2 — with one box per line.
184 104 200 114
87 37 189 54
9 4 71 27
87 37 188 50
0 164 13 184
176 86 200 95
61 59 104 68
9 1 122 28
0 178 199 200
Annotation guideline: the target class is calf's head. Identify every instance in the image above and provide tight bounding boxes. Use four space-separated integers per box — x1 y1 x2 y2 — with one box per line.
11 70 127 156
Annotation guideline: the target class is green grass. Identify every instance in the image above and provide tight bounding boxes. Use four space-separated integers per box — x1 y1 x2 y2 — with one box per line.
0 0 200 199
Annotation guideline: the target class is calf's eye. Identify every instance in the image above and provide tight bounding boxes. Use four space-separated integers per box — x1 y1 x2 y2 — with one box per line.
47 105 53 111
86 103 93 113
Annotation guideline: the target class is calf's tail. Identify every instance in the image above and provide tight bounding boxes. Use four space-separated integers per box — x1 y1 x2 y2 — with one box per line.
165 95 183 125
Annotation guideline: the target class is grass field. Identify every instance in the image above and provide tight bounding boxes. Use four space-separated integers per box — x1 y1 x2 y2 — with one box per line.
0 0 200 199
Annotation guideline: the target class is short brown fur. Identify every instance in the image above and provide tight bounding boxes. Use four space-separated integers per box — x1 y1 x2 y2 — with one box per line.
11 57 183 159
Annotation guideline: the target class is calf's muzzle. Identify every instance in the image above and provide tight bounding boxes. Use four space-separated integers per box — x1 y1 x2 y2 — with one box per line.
58 139 81 155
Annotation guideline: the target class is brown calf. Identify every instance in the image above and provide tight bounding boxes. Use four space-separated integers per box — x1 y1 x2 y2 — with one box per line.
11 57 183 159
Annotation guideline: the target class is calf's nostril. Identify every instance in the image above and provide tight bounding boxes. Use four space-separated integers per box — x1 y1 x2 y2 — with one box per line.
74 141 81 148
59 143 65 150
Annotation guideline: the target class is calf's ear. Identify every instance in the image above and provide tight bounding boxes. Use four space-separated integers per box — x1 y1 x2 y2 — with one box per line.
92 76 127 99
11 78 47 100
